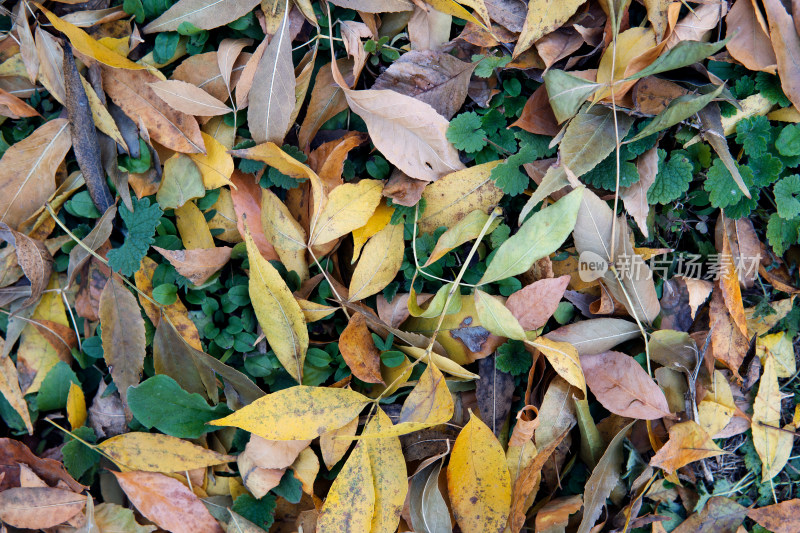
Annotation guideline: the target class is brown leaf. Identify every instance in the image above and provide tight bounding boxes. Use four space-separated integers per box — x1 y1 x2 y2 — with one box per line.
230 170 280 262
149 80 231 116
507 429 569 532
113 471 224 533
621 146 658 238
297 59 353 149
545 317 641 355
672 496 745 533
143 0 261 32
535 28 585 68
0 438 84 492
63 44 114 213
67 205 116 287
35 27 67 105
238 436 310 498
747 499 800 533
330 58 464 182
102 66 205 154
581 351 672 419
535 495 583 533
0 118 71 229
726 0 777 73
0 487 84 529
0 88 39 119
649 420 726 473
510 84 559 136
217 38 252 92
506 275 570 330
0 223 53 309
372 50 474 120
307 131 367 185
718 217 749 337
382 169 427 207
709 286 748 379
715 213 761 289
152 246 232 286
173 51 249 103
248 10 295 145
476 355 515 437
633 76 689 115
99 274 146 419
339 312 384 384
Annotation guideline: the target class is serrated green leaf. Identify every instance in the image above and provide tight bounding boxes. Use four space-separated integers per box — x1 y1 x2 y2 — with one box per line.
106 197 163 277
447 112 487 153
648 150 693 204
774 174 800 219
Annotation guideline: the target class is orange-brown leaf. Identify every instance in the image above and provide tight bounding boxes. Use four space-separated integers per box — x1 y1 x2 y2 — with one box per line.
339 312 384 384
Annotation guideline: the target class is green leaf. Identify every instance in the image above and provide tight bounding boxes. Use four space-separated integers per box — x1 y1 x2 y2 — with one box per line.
153 32 180 64
152 284 178 305
767 212 800 256
127 375 230 439
704 158 755 209
495 340 531 376
648 149 693 205
491 132 556 195
481 187 584 284
630 84 725 142
156 154 205 209
543 69 600 123
735 116 772 157
273 470 303 504
232 494 277 531
62 426 99 481
776 124 800 157
64 191 102 219
472 54 512 78
625 38 730 81
447 112 487 153
122 0 145 23
749 153 784 187
36 362 79 411
474 289 525 340
774 174 800 219
582 157 639 190
107 197 163 277
756 72 791 107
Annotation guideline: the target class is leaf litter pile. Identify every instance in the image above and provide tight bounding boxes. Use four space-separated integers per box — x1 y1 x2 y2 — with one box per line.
5 0 800 531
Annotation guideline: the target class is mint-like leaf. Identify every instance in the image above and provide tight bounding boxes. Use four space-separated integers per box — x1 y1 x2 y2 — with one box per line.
447 112 487 153
775 174 800 219
106 196 163 277
648 149 693 204
704 158 754 209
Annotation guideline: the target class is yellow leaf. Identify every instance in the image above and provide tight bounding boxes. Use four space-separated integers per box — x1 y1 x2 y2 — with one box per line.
175 201 215 250
296 297 336 322
400 345 479 380
0 340 32 434
320 416 358 470
753 355 794 481
425 209 499 266
79 76 126 148
419 160 504 234
746 297 795 336
206 188 241 243
134 257 203 350
189 133 234 190
261 188 307 251
349 221 404 302
210 386 369 440
244 228 308 382
447 412 512 532
290 447 319 495
363 409 407 533
98 433 232 473
36 4 145 70
697 370 736 438
66 382 86 430
649 421 726 474
513 0 587 58
373 364 454 438
425 0 489 28
310 179 383 246
352 200 394 263
756 332 796 378
474 289 526 340
595 27 657 101
16 276 69 395
317 443 374 532
526 337 586 396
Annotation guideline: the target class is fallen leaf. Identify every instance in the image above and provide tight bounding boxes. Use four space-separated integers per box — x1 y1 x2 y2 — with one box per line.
237 435 309 497
756 331 797 378
317 442 375 532
672 496 745 533
297 59 352 149
747 499 800 533
581 351 672 419
230 170 280 262
339 312 384 384
310 179 383 246
650 420 726 473
153 246 232 286
726 0 777 73
348 221 404 301
320 416 358 469
546 317 641 355
709 284 749 378
99 433 233 472
330 58 464 181
527 337 586 395
113 471 223 533
752 354 794 481
102 66 205 154
448 412 511 533
621 146 658 238
66 381 86 430
144 0 262 32
244 227 308 382
67 205 116 287
0 224 53 309
0 118 70 229
149 80 231 116
157 154 205 209
248 8 295 145
506 275 570 330
409 458 451 533
513 0 587 58
362 409 408 533
175 201 215 250
0 487 85 529
211 386 369 440
100 274 146 420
